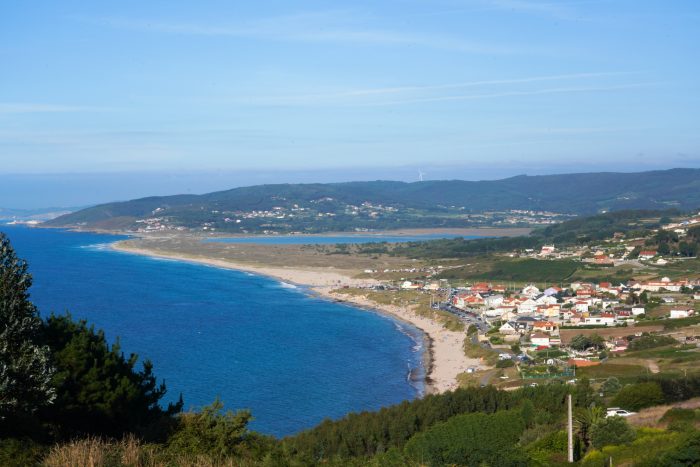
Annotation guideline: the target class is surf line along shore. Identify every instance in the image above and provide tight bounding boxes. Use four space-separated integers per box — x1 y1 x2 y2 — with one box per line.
111 240 482 394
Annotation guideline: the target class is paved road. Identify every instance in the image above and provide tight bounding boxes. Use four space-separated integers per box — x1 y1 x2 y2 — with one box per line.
438 303 491 332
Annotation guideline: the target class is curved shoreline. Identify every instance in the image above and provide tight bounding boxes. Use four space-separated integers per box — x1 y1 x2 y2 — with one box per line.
111 240 481 394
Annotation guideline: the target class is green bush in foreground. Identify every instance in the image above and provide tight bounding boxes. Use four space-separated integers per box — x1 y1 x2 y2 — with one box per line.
165 399 273 460
589 416 636 449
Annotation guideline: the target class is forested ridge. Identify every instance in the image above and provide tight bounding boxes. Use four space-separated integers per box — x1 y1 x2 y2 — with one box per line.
46 169 700 232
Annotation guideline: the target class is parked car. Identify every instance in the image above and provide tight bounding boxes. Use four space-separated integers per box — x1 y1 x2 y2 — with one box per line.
606 407 636 418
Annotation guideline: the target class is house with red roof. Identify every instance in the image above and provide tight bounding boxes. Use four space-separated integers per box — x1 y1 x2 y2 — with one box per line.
533 321 558 334
470 282 491 294
639 250 657 260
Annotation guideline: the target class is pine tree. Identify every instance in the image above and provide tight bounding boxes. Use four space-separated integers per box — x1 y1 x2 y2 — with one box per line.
0 233 55 418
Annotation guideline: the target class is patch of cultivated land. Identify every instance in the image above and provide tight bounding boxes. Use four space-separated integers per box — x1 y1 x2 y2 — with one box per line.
559 326 664 345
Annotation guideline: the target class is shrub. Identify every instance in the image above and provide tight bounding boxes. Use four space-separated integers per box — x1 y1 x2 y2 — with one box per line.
661 408 698 424
166 399 254 459
524 429 567 463
628 334 677 351
612 382 665 411
653 431 700 465
589 416 636 449
0 438 46 467
496 359 515 368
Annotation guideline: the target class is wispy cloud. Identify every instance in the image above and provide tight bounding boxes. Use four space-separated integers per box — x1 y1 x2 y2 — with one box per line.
360 82 660 106
75 11 544 54
0 103 111 114
235 71 637 104
220 73 652 107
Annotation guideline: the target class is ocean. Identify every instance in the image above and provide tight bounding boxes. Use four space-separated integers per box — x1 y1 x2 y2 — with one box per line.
1 225 430 437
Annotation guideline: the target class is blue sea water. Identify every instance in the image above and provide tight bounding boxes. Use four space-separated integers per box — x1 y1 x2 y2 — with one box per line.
206 233 477 245
1 225 425 437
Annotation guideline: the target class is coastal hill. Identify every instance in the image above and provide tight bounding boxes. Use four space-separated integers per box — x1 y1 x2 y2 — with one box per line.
45 168 700 232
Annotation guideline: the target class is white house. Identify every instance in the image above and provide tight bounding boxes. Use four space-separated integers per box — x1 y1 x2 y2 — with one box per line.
499 322 518 335
535 294 558 306
517 298 538 314
582 313 617 326
670 308 695 319
484 294 505 308
522 284 541 298
631 306 646 316
530 332 551 348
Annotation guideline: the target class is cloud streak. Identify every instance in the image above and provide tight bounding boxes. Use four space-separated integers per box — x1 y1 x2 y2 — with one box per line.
221 72 650 106
242 71 637 103
359 82 660 106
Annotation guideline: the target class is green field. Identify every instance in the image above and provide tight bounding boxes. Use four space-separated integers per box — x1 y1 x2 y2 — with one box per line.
438 258 580 282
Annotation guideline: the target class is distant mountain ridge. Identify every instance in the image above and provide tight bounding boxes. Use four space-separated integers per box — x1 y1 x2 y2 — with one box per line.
45 169 700 232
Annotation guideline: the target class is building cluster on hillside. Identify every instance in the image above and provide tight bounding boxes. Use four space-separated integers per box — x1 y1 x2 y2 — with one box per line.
459 279 696 323
395 276 700 356
491 209 573 225
134 217 187 232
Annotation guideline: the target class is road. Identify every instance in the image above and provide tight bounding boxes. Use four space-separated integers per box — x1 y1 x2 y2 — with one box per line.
438 303 491 332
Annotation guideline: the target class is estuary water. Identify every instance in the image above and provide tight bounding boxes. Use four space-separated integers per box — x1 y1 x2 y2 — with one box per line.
1 225 428 436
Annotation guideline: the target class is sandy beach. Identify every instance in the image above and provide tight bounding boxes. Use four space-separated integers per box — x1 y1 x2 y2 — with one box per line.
112 240 482 394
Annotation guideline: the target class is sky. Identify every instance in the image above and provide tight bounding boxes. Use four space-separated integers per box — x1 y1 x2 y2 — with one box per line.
1 0 699 207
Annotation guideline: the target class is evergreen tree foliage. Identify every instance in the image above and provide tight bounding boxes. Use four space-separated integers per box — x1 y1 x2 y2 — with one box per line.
282 384 569 462
0 233 55 419
39 314 183 438
403 410 528 466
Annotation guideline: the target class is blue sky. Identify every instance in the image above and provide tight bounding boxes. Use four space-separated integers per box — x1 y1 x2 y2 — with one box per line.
1 0 699 206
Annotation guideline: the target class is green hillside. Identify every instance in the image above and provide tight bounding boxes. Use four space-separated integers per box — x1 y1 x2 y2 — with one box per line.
45 168 700 232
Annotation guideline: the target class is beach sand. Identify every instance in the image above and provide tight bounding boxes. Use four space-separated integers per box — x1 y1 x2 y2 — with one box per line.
113 240 483 394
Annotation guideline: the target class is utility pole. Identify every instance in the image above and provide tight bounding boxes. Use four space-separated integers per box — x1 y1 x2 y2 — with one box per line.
567 393 574 463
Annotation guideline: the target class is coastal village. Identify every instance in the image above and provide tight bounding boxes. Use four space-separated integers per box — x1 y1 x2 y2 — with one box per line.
350 274 700 389
340 212 700 390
